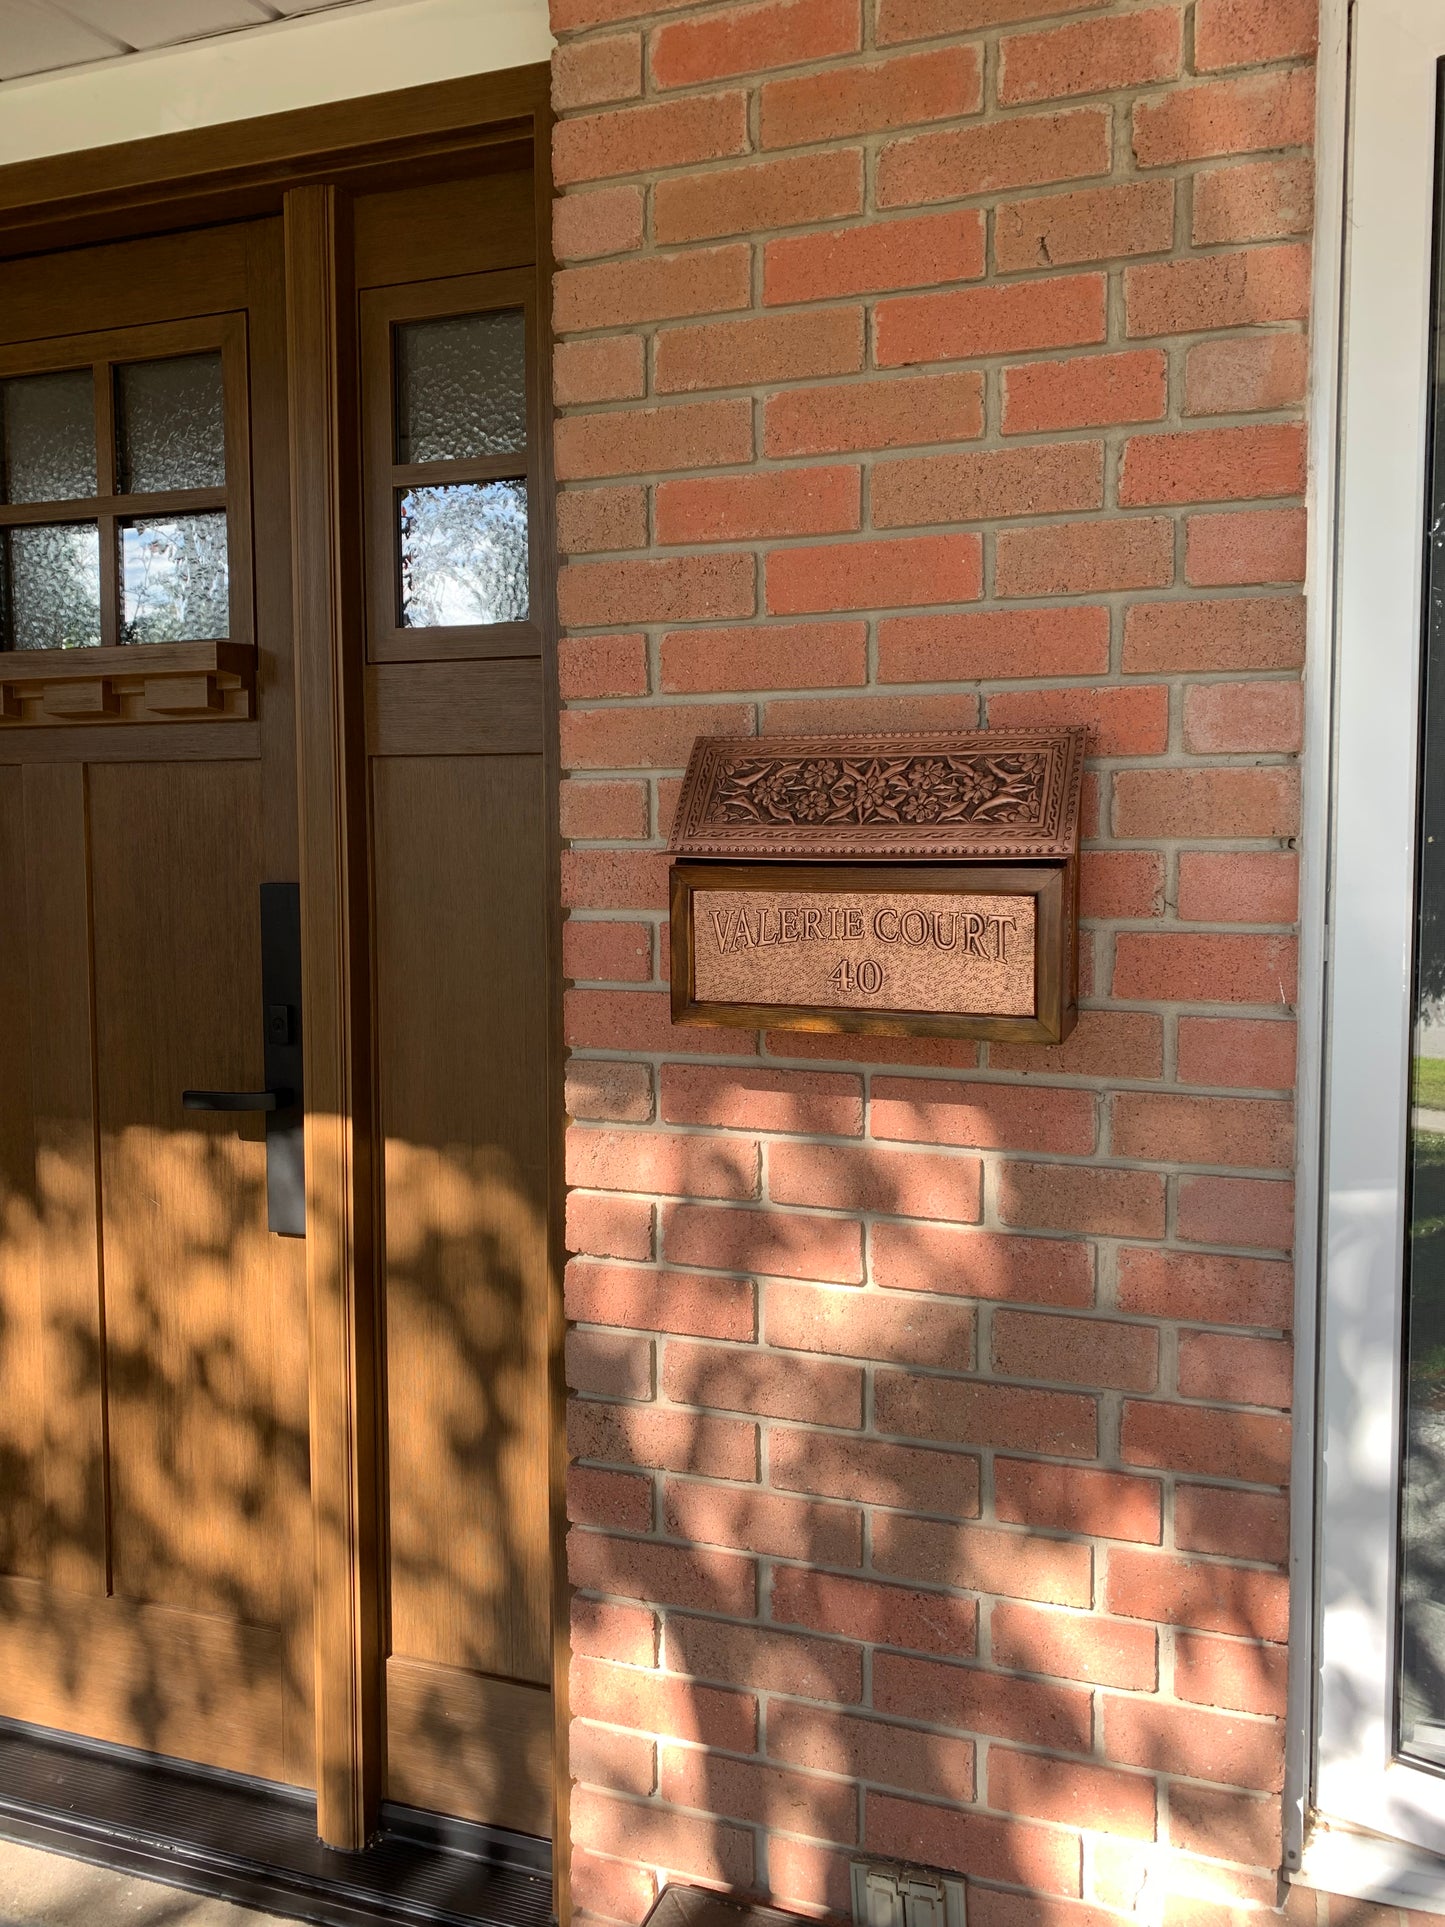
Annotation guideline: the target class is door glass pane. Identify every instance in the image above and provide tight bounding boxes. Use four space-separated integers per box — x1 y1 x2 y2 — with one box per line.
121 511 229 645
394 311 526 463
0 370 97 503
0 522 102 650
398 480 528 628
115 352 226 494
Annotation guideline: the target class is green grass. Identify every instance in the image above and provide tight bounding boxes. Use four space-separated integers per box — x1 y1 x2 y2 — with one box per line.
1416 1058 1445 1110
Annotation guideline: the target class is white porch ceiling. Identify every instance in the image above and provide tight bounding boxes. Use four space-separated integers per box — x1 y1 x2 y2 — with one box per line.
0 0 382 81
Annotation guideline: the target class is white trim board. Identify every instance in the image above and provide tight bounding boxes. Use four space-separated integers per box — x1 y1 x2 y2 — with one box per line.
0 0 553 167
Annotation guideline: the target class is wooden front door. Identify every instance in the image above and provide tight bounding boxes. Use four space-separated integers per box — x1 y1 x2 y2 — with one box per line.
0 148 558 1853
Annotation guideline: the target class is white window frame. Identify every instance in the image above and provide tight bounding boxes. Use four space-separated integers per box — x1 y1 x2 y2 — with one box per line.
1313 0 1445 1865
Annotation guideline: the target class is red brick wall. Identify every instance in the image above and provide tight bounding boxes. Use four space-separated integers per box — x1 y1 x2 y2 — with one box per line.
549 0 1314 1919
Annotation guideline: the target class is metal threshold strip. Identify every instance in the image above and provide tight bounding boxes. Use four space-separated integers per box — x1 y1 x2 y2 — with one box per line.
0 1718 553 1927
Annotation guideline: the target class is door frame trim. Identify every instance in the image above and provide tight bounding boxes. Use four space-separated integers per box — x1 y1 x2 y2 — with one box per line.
0 62 568 1904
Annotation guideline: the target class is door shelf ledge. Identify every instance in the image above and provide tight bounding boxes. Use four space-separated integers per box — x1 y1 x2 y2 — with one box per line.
0 639 254 725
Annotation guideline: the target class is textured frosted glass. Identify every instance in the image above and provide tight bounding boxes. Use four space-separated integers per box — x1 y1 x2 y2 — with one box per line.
116 353 226 494
0 522 102 651
122 512 230 645
399 481 528 628
1 370 97 503
395 311 526 463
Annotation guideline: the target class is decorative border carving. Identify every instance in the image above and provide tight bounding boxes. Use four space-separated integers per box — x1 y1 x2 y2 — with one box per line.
668 728 1086 860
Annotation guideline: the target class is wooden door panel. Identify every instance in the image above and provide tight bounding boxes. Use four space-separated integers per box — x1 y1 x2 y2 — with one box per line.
386 1656 551 1838
374 754 551 1690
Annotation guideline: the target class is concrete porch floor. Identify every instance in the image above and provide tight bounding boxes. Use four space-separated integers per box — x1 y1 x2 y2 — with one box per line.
0 1838 296 1927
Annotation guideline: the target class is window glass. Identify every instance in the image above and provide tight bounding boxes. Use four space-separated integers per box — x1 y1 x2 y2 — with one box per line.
0 522 102 650
394 310 526 464
399 481 528 629
121 512 230 645
115 353 226 494
0 370 96 504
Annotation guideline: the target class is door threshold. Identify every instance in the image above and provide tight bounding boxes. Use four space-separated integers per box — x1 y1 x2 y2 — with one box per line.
0 1719 553 1927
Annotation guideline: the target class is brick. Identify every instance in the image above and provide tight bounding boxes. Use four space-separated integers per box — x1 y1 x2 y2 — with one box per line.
568 1191 653 1261
879 0 1110 40
568 1261 756 1341
1132 70 1316 169
992 1600 1158 1689
879 606 1109 686
1116 1247 1291 1328
568 1328 654 1398
553 33 642 111
569 1399 758 1480
560 634 649 701
1186 509 1307 588
871 1077 1096 1155
876 274 1107 368
1175 1485 1289 1564
1101 1696 1284 1792
666 1613 864 1701
1185 334 1309 417
993 1310 1159 1393
571 1719 654 1797
566 1060 654 1124
875 1371 1097 1461
567 1127 759 1200
1194 0 1317 71
656 306 865 395
664 1335 863 1425
555 398 752 481
1168 1783 1282 1870
658 467 861 547
654 149 863 245
553 184 645 261
1003 351 1167 435
1179 1171 1294 1248
988 686 1170 758
561 850 671 913
662 1063 863 1136
996 1163 1167 1240
571 1789 753 1888
1119 425 1306 506
664 1479 861 1565
573 1596 658 1667
878 108 1110 209
572 990 743 1059
766 370 984 458
769 1430 981 1517
555 336 647 407
763 690 982 733
995 520 1172 599
766 1281 976 1371
768 1705 976 1804
768 534 982 615
990 1010 1166 1079
570 1847 656 1925
569 1463 653 1531
1113 767 1298 840
651 0 860 89
865 1792 1084 1896
1122 595 1305 672
571 1654 756 1751
772 1568 979 1657
662 620 868 694
1183 680 1303 755
873 441 1103 530
1177 853 1299 927
761 47 982 149
559 486 648 556
1119 1401 1290 1484
664 1201 865 1283
1178 1331 1292 1409
998 179 1174 276
765 210 985 305
553 0 696 22
768 1839 855 1919
1000 9 1183 106
1125 245 1310 337
661 1747 858 1845
989 1748 1157 1840
1176 1631 1289 1717
1194 156 1314 245
1114 933 1298 1010
569 1530 757 1615
559 553 755 628
872 1221 1095 1307
1177 1017 1297 1092
769 1141 981 1220
554 92 750 188
564 920 653 983
564 700 758 771
1111 1093 1294 1171
875 1651 1093 1747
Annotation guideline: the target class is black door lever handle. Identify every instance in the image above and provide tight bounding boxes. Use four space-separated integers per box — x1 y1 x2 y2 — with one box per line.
183 1088 293 1113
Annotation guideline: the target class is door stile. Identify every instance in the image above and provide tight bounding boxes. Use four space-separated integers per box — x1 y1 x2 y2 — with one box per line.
283 182 383 1851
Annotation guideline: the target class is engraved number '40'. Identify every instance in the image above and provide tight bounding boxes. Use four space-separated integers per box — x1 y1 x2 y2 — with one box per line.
830 957 884 996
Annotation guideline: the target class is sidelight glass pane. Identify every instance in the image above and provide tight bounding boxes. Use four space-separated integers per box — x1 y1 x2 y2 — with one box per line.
394 310 527 464
115 352 226 494
0 522 102 650
398 480 528 628
0 370 97 503
121 511 229 645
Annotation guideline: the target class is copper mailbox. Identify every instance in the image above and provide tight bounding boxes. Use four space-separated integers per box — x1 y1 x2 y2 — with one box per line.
668 729 1084 1045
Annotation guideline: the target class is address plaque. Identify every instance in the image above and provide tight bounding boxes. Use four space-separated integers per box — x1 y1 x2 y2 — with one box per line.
668 729 1084 1045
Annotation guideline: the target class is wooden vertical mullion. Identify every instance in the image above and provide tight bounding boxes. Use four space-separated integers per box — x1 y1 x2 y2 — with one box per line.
284 182 382 1851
